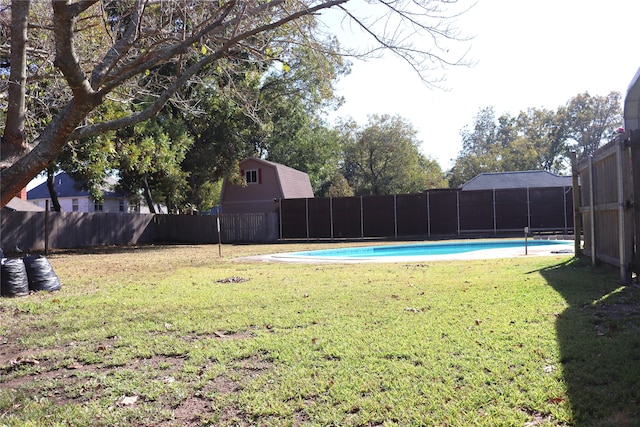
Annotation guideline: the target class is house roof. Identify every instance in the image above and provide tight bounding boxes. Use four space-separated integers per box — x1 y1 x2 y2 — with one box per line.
3 197 45 211
240 157 314 198
461 171 572 191
27 172 123 199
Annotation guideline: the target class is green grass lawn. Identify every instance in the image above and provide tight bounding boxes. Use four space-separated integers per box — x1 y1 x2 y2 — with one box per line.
1 243 640 426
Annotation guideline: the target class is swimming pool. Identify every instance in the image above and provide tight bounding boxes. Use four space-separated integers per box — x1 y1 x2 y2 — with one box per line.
269 239 574 262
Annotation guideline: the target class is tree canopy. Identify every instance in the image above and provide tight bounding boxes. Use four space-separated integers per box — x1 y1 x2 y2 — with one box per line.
339 114 447 195
0 0 470 207
446 92 623 188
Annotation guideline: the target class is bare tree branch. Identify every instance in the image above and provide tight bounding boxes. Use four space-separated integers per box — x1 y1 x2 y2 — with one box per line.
0 0 471 207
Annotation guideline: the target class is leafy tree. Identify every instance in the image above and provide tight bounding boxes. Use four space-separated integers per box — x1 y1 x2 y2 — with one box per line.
0 0 469 207
560 91 623 159
235 42 347 194
262 112 343 193
511 107 569 173
324 172 354 197
340 115 447 195
130 39 347 210
447 107 503 187
114 112 192 213
178 88 260 211
114 41 346 211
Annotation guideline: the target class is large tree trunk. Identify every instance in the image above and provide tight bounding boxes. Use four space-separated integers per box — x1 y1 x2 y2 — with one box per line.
1 0 30 163
143 177 157 214
0 102 98 207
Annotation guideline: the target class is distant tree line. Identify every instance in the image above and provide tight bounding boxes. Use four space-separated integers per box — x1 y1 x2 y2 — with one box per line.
446 91 623 187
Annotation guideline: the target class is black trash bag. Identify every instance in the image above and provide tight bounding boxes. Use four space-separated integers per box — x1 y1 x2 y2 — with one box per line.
23 255 61 292
1 258 30 297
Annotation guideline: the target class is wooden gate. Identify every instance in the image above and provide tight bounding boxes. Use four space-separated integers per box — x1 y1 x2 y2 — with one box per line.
574 131 640 283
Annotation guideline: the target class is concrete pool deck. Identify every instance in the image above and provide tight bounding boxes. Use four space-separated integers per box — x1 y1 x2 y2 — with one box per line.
241 240 576 263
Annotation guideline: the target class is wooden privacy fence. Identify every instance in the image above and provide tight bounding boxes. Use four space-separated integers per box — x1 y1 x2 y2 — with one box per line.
0 211 278 252
279 187 574 240
574 130 640 283
1 211 157 252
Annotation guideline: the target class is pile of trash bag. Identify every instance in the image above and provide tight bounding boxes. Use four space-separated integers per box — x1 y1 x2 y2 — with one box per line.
1 254 61 297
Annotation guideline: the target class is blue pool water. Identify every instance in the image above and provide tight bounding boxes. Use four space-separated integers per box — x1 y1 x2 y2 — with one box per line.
289 239 572 259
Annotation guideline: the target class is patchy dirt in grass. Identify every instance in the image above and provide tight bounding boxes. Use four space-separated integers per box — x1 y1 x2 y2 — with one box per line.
0 323 274 426
152 355 273 426
161 396 212 426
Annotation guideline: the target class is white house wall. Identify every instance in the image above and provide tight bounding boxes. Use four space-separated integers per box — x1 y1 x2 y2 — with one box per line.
29 196 129 213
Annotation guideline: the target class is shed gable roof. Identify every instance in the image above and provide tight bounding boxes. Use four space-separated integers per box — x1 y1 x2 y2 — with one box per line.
240 157 313 198
461 171 572 191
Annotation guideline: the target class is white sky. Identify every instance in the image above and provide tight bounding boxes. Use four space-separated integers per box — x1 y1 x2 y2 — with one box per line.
323 0 640 170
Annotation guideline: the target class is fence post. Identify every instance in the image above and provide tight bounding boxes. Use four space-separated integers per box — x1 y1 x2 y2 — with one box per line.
588 156 596 266
330 197 334 241
563 186 567 235
456 191 460 237
305 198 309 240
571 152 581 257
394 194 398 240
631 130 640 277
616 139 630 283
493 189 497 235
426 191 431 238
278 198 282 240
526 187 531 232
360 196 364 239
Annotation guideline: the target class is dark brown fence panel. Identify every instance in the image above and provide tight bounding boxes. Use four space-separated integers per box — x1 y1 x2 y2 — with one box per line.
396 193 428 237
362 195 395 237
427 190 458 235
495 189 528 231
137 214 215 244
308 198 331 239
529 187 571 231
331 197 362 238
280 198 307 239
459 190 494 233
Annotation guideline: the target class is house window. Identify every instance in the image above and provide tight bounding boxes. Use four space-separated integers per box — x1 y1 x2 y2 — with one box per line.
94 202 103 212
72 199 79 212
119 199 125 212
245 169 258 184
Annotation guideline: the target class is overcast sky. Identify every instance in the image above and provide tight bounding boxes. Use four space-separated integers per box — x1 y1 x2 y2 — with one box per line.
322 0 640 170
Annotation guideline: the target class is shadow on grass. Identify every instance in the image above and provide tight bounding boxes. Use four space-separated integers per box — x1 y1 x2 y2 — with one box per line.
538 257 640 426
